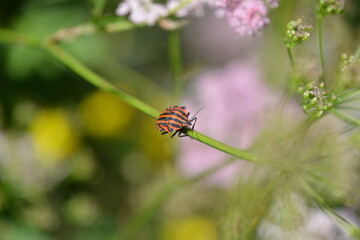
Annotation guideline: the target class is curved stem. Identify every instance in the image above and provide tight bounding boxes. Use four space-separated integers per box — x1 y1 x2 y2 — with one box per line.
43 41 160 119
42 41 267 167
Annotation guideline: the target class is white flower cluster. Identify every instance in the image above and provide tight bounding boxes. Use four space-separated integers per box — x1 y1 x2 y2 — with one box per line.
116 0 208 26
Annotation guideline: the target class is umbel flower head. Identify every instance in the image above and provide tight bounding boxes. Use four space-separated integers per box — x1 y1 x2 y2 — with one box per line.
284 18 313 48
298 82 339 118
314 0 344 18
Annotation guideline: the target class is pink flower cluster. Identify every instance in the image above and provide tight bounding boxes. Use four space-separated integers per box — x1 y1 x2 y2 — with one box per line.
116 0 279 36
213 0 272 36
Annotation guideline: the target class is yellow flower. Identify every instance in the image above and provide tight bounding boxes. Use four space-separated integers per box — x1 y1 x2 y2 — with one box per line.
161 216 217 240
79 90 134 137
30 108 78 163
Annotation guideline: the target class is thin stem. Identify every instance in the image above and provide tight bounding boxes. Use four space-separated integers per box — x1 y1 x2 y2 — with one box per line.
43 42 160 119
331 109 360 126
316 16 325 80
247 172 284 211
168 30 182 104
299 177 360 237
354 44 360 61
287 47 295 69
0 28 41 46
47 20 135 43
183 128 280 168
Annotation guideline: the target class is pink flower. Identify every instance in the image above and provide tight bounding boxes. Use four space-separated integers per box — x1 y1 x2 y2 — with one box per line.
178 62 279 185
220 0 270 36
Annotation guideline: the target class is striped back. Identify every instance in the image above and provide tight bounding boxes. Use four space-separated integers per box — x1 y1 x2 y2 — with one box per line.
156 105 191 133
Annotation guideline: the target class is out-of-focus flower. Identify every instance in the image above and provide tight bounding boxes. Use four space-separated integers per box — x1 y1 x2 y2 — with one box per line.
315 0 344 18
0 132 69 196
212 0 271 36
30 108 79 163
116 0 168 25
21 204 60 231
167 0 208 17
64 193 99 226
79 90 134 138
161 216 217 240
178 62 279 185
265 0 279 8
68 149 97 181
284 18 313 48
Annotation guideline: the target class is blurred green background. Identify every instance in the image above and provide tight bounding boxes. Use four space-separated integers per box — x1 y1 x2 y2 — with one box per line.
1 0 360 240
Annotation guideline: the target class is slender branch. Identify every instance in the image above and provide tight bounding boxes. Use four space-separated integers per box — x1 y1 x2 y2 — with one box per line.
47 19 135 43
0 28 41 46
183 128 280 168
287 47 295 69
316 16 325 80
43 41 160 119
331 109 360 126
298 177 360 237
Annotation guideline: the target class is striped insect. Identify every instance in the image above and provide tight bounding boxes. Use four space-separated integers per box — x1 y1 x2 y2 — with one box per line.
155 105 201 138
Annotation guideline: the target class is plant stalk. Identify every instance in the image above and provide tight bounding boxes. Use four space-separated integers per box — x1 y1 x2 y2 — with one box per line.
316 16 325 80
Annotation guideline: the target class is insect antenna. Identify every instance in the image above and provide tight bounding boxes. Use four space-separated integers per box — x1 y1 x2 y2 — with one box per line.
190 106 204 121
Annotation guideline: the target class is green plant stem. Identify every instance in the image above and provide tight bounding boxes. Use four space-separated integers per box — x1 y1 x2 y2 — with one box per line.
184 128 281 168
0 28 40 46
299 177 360 237
168 30 182 104
331 109 360 126
48 20 135 43
247 172 284 211
43 42 160 119
316 16 325 80
287 47 295 69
